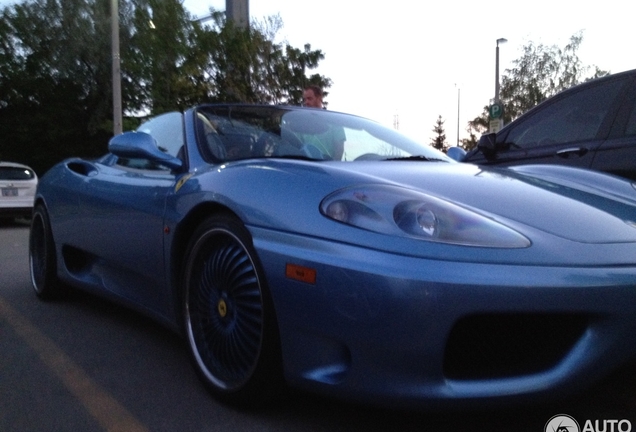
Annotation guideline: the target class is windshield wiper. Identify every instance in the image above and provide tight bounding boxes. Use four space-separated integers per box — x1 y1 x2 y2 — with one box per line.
271 155 324 161
385 155 447 162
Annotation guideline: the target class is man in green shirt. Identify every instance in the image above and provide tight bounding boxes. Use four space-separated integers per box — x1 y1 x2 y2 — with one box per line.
301 86 345 160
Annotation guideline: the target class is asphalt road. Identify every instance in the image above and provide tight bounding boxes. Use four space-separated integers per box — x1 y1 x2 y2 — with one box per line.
1 220 635 432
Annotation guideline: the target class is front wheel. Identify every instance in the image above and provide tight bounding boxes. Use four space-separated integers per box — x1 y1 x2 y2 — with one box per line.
182 214 283 406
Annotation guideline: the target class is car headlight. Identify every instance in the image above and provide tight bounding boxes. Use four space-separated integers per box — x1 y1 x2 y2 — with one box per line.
320 185 530 248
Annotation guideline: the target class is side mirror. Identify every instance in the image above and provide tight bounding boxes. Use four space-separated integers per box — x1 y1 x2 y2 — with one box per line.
477 133 498 158
446 146 467 162
108 132 183 170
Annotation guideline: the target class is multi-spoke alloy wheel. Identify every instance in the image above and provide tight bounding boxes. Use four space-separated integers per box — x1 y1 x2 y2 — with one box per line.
183 214 282 405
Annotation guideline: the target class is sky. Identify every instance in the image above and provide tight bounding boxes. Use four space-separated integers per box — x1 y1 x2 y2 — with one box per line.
2 0 633 146
181 0 632 146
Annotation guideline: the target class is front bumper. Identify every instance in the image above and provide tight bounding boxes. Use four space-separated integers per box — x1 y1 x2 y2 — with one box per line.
252 226 636 408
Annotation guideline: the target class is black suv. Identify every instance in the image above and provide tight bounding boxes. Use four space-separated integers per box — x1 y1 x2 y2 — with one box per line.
462 68 636 181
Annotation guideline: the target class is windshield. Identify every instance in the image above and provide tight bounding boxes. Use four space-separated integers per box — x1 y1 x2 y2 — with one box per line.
195 105 453 163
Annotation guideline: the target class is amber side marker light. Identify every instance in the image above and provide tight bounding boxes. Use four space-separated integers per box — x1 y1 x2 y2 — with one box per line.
285 263 317 285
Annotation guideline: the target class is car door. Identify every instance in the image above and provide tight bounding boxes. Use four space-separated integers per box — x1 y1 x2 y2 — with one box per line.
590 73 636 181
77 113 185 314
473 73 632 170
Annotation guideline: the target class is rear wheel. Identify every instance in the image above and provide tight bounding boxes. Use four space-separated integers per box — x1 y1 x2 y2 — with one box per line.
29 204 63 299
182 214 283 406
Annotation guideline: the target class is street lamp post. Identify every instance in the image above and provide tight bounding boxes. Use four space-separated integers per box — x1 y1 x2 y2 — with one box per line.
495 37 507 103
488 38 507 133
111 0 122 135
456 85 460 147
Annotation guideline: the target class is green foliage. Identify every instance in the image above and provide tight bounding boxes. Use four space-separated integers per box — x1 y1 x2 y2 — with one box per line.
499 31 609 121
0 0 113 173
465 31 609 147
0 0 331 174
124 0 194 113
460 125 479 151
191 11 330 106
430 115 447 151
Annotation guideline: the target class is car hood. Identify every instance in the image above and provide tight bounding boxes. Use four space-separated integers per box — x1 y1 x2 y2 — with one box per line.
320 161 636 244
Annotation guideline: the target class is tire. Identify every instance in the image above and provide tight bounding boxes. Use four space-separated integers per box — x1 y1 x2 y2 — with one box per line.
182 214 283 406
29 204 64 300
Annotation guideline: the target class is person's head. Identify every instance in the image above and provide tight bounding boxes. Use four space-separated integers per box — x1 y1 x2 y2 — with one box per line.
303 85 323 108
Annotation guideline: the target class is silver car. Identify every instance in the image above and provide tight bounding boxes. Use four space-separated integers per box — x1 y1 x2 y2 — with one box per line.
0 161 37 221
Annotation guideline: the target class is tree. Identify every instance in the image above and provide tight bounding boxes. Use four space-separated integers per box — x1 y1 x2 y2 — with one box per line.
0 0 332 174
464 31 609 150
190 10 330 106
0 0 114 173
500 31 608 121
460 125 479 150
430 115 447 151
124 0 195 113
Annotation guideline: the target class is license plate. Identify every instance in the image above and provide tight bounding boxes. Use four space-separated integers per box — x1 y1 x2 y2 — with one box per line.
1 187 18 197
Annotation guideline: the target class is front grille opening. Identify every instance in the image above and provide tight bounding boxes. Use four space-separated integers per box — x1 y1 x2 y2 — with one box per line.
444 313 589 380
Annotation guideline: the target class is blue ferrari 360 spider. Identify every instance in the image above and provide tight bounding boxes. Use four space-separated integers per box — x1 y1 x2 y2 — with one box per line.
30 104 636 408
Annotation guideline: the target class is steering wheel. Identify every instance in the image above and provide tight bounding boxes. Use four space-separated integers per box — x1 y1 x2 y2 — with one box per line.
354 153 384 161
253 133 278 157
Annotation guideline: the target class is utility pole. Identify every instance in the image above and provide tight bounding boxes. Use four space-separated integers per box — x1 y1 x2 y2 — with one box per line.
226 0 249 28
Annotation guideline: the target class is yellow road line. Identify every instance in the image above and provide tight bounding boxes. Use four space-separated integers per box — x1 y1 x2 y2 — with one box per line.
0 296 149 432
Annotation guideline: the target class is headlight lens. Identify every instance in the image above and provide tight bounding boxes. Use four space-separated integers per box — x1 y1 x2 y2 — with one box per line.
321 185 530 248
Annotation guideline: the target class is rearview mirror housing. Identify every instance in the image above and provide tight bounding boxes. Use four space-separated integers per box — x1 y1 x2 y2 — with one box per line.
108 132 183 171
446 146 467 162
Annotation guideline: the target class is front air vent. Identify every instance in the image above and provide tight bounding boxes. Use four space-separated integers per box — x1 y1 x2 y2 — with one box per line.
444 313 588 380
67 161 97 176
